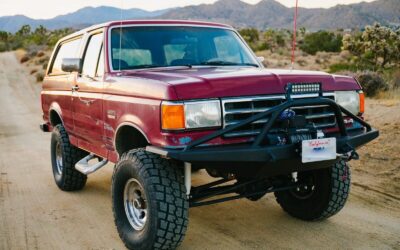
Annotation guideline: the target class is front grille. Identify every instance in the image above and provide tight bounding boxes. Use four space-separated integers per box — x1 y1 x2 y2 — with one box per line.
222 94 336 138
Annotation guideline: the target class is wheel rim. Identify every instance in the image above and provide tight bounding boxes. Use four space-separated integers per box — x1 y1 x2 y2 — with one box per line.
290 184 315 199
124 178 148 231
290 174 315 200
55 141 63 175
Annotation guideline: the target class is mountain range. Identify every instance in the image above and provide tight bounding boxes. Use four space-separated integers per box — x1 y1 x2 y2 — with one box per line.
0 0 399 32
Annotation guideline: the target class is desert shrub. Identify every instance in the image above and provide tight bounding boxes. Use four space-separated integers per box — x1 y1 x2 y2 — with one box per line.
0 42 7 52
20 55 30 63
239 28 259 44
36 56 49 65
297 59 307 66
35 72 44 82
42 63 48 70
37 51 45 57
239 28 290 52
257 42 270 51
30 69 37 75
329 63 359 73
262 29 289 53
356 71 389 97
300 31 342 55
29 50 37 57
392 70 400 89
0 25 75 52
0 31 11 52
343 23 400 71
239 28 261 51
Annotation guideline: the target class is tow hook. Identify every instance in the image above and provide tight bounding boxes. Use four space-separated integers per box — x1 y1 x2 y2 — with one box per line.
337 150 359 161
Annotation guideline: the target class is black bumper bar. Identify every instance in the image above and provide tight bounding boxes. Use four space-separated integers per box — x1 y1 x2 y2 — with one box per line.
147 97 379 165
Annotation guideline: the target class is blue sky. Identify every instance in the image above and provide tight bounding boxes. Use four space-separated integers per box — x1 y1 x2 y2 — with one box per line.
0 0 376 19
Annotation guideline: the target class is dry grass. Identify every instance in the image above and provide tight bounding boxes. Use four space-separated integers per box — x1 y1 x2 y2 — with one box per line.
256 50 349 71
375 89 400 100
16 49 51 82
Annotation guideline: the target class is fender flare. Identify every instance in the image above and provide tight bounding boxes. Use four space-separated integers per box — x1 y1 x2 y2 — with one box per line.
113 119 150 154
48 102 64 126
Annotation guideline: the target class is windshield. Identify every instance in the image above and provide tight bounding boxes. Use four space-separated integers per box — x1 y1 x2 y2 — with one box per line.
110 26 259 70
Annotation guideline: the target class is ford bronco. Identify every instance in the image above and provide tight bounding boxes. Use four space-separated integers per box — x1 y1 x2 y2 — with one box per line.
40 20 379 249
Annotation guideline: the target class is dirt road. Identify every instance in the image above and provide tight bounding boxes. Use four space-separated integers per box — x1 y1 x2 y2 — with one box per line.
0 52 399 250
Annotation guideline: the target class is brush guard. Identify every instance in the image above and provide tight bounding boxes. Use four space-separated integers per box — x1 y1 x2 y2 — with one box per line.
147 92 379 207
147 97 378 164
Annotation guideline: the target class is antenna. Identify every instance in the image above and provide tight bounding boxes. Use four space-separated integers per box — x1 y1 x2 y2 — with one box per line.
291 0 299 70
118 0 123 73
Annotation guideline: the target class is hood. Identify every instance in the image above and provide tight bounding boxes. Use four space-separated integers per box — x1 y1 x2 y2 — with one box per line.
122 67 361 100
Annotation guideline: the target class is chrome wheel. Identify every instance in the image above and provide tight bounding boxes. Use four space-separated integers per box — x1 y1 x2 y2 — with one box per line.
124 178 148 231
55 141 63 175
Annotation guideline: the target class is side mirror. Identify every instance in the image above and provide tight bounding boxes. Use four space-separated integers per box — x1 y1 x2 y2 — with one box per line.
61 58 82 73
257 56 265 63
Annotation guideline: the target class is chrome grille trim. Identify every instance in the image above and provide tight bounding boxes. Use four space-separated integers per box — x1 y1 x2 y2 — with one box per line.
222 93 336 138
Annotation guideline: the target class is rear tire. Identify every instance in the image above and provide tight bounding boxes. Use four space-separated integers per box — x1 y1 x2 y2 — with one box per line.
112 149 189 250
274 161 350 221
51 124 88 191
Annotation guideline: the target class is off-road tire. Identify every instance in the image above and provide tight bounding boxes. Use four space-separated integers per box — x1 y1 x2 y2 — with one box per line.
275 160 350 221
112 149 189 250
51 124 88 191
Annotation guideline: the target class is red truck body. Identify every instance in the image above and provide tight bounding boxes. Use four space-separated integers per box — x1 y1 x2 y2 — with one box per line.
41 20 379 250
41 20 361 163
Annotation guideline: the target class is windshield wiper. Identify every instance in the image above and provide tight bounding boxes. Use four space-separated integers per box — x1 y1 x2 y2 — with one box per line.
128 64 163 69
118 64 193 72
199 60 259 67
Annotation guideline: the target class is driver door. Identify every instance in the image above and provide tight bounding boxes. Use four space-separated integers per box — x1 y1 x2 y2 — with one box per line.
72 31 106 157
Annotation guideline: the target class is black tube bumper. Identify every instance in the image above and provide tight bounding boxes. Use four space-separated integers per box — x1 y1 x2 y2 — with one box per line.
147 96 379 172
147 129 378 164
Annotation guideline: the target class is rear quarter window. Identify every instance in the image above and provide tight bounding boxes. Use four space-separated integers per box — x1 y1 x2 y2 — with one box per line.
50 37 82 75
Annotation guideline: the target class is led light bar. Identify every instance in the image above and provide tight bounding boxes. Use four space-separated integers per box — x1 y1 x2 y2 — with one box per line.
287 82 321 95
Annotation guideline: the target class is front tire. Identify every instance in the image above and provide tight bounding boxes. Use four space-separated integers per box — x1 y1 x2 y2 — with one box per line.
51 124 88 191
275 161 351 221
112 149 189 250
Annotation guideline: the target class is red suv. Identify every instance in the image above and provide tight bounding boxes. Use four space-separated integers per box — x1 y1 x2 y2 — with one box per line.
41 20 378 250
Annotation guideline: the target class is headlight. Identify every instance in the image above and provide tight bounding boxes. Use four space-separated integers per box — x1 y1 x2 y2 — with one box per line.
335 91 364 115
161 100 221 130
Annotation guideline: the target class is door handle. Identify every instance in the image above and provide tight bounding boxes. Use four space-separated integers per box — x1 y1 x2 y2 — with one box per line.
72 85 94 106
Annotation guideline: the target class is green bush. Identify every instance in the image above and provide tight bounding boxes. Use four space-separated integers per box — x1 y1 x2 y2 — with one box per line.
329 63 359 73
0 25 75 53
35 72 44 82
356 72 389 97
343 23 400 71
300 31 342 55
239 28 259 44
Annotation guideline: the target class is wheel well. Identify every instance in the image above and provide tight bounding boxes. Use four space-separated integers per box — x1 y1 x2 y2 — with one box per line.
49 110 62 126
115 125 149 155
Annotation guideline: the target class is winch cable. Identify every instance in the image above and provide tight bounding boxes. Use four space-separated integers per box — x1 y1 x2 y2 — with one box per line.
291 0 299 70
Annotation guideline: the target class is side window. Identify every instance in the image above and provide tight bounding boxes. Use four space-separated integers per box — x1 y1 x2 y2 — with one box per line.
82 33 103 78
50 38 82 74
214 36 241 63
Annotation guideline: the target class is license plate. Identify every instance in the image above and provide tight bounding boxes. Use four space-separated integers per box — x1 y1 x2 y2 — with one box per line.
302 138 336 163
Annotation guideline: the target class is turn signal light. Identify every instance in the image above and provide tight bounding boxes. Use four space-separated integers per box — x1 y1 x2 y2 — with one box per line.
161 104 185 130
359 92 365 114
